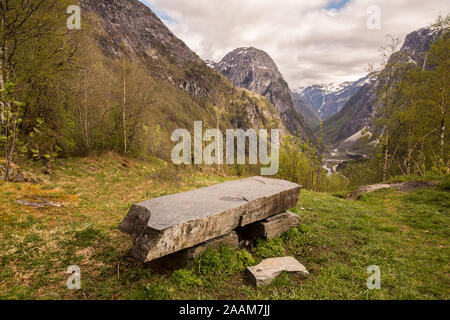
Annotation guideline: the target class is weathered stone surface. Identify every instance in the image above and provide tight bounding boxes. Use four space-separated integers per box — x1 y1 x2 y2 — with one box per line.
391 181 436 192
347 184 392 200
179 232 239 260
214 47 315 142
166 231 239 265
247 257 309 287
152 232 239 269
119 177 301 262
238 211 300 240
348 181 437 200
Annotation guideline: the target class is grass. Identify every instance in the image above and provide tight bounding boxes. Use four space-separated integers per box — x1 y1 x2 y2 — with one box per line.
0 153 449 300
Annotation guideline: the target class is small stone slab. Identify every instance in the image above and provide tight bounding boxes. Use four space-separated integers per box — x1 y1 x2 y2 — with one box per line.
119 177 301 262
391 181 436 192
17 198 62 208
178 232 239 260
247 257 309 287
347 181 437 200
240 211 300 240
152 232 239 269
347 184 392 200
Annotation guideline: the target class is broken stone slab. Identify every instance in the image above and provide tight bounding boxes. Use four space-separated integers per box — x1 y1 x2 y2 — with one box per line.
246 257 309 287
239 211 300 240
17 198 62 208
119 177 301 262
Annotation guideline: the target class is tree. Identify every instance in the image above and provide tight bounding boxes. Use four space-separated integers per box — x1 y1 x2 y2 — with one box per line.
373 17 449 178
1 0 78 164
122 55 127 156
423 32 449 166
373 35 404 181
0 0 70 96
0 82 47 181
1 82 23 180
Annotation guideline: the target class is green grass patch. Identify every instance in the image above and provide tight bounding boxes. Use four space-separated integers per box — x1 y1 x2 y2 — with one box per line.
0 154 448 300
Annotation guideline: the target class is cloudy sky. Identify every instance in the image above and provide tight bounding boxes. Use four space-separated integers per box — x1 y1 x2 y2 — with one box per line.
140 0 449 88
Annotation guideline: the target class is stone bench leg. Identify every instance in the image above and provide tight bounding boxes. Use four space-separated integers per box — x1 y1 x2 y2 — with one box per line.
238 211 300 240
152 232 240 268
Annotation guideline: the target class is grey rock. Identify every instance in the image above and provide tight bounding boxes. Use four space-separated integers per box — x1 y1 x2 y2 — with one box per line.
240 211 300 240
17 198 62 208
347 184 392 200
80 0 201 66
391 181 436 192
163 232 239 267
184 231 239 258
348 181 436 199
119 177 301 262
247 257 309 287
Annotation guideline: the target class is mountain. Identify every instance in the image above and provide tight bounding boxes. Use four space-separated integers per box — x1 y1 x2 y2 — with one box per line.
294 76 370 121
321 25 448 147
81 0 201 66
78 0 285 156
290 92 321 129
213 47 315 142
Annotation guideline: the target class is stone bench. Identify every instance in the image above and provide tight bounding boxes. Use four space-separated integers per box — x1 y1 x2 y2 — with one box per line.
119 176 301 262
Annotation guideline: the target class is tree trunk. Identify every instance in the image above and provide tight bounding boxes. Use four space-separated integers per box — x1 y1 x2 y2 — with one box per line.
440 118 445 162
122 57 127 157
3 116 17 181
84 76 89 152
383 133 389 182
0 17 4 124
0 45 4 121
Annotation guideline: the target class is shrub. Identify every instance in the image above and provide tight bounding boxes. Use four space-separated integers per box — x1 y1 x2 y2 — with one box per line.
172 269 203 289
437 175 450 191
194 246 255 277
252 238 285 259
144 281 171 300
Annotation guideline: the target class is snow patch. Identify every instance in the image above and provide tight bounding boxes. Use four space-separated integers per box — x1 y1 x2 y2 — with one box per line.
343 127 372 144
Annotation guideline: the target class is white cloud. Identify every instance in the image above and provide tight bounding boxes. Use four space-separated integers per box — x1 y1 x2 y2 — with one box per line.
143 0 449 88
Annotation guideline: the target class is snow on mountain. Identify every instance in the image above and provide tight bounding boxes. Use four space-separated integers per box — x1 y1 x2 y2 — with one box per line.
294 75 370 120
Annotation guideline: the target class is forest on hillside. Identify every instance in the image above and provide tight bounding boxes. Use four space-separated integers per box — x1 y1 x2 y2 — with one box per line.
0 1 448 190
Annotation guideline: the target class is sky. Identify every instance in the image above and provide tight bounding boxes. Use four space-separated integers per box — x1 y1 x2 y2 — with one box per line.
140 0 449 88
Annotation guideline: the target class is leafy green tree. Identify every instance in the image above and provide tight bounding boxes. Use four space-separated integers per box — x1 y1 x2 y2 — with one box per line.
1 82 23 180
0 82 50 181
1 0 79 162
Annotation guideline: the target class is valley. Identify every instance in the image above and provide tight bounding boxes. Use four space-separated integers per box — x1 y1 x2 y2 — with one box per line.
0 0 448 302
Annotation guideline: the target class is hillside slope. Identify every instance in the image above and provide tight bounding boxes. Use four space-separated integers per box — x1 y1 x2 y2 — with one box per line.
76 0 285 157
321 25 448 147
291 91 322 129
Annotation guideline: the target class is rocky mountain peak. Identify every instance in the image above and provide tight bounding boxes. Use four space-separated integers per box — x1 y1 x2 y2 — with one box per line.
80 0 201 66
214 47 315 141
216 47 281 86
401 25 446 56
